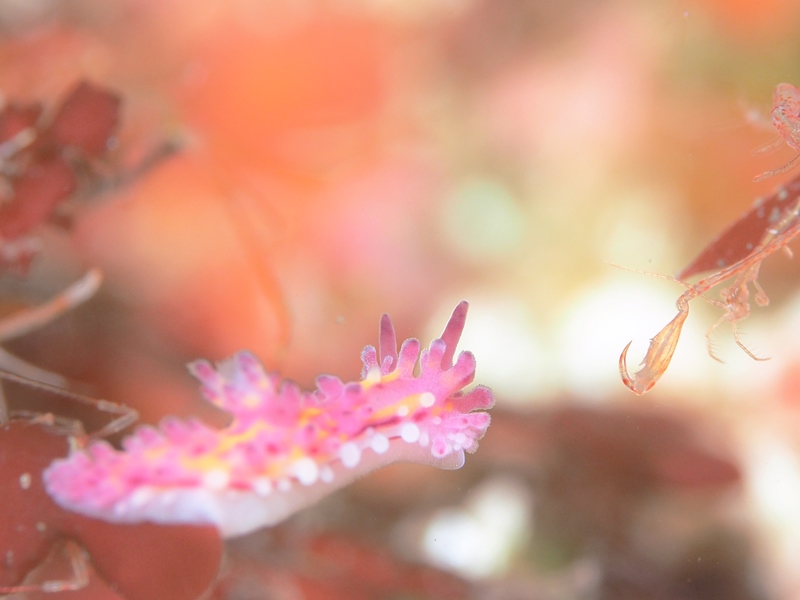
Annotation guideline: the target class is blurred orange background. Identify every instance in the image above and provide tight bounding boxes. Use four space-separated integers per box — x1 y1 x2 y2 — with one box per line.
5 0 800 598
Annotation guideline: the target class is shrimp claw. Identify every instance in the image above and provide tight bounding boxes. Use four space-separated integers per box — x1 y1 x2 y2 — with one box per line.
619 308 689 395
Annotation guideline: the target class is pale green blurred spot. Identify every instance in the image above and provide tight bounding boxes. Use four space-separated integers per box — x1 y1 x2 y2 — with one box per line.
441 178 525 264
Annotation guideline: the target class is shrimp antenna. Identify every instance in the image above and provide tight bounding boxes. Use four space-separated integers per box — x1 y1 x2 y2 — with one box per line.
604 261 718 307
0 269 102 342
605 260 692 285
0 369 137 439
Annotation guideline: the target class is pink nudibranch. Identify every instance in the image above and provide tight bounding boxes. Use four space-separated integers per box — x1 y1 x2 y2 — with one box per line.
43 302 494 537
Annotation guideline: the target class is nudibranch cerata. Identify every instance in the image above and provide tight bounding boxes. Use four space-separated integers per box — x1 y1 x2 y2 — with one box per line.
43 302 494 537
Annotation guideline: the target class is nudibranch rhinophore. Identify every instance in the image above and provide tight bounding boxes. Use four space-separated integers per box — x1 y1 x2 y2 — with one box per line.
43 302 494 537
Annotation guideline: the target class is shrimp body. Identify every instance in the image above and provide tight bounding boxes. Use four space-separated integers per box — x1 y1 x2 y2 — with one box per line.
772 83 800 153
755 83 800 181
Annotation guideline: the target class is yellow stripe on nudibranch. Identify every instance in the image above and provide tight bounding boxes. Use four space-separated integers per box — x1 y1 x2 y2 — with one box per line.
242 392 262 409
367 392 440 422
360 365 384 388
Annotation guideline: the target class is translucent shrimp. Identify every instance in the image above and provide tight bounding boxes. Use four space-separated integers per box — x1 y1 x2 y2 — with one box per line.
620 207 800 394
754 83 800 182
